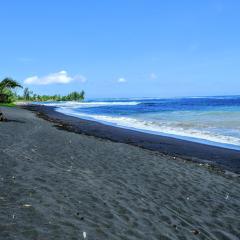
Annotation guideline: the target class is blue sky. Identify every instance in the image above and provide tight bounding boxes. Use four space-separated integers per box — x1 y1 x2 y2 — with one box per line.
1 0 240 99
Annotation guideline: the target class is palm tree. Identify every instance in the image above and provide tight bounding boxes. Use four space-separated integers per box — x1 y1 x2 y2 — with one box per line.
0 77 22 94
0 78 22 121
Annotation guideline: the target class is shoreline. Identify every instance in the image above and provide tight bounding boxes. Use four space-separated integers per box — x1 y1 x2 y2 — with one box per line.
56 107 240 152
23 104 240 174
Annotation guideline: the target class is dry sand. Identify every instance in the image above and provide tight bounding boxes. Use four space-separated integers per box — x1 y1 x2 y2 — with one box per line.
0 106 240 240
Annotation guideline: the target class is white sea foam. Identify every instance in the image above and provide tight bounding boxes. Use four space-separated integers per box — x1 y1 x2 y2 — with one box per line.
41 101 140 108
56 107 240 148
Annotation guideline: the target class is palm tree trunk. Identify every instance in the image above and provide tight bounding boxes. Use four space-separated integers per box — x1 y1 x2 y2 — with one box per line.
0 108 6 121
0 111 4 121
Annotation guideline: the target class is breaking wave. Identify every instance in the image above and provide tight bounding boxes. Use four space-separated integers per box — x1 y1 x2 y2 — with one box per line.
56 107 240 149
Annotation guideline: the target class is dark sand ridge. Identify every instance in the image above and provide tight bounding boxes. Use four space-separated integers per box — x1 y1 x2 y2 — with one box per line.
0 106 240 240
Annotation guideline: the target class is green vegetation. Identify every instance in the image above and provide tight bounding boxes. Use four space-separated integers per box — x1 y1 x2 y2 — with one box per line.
0 77 85 104
17 88 85 102
0 78 22 93
0 78 21 120
0 78 22 103
0 102 16 107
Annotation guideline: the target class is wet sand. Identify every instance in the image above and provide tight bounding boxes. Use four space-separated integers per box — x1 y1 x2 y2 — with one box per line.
0 106 240 240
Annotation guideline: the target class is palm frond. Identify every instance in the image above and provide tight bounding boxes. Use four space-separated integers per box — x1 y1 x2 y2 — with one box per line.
0 78 22 93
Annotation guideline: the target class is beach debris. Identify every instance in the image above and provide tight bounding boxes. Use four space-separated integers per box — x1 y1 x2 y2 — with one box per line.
172 224 177 229
83 231 87 239
67 165 73 172
12 214 15 219
191 229 200 235
0 112 6 121
225 193 229 200
22 204 32 208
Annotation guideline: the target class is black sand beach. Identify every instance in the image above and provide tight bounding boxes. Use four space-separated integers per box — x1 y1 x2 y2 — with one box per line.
25 105 240 173
1 106 240 240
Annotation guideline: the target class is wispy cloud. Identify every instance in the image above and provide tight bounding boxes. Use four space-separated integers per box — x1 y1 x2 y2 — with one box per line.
150 73 158 80
24 70 86 85
213 1 224 14
72 74 87 83
18 57 34 63
117 77 127 83
188 43 200 52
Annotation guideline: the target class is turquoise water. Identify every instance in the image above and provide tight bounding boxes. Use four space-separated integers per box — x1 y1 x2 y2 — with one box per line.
42 96 240 150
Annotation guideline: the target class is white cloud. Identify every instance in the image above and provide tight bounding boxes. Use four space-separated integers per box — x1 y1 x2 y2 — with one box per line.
150 73 157 80
117 77 127 83
24 70 86 85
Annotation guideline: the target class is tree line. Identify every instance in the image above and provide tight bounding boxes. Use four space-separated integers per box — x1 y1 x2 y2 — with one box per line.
0 78 85 103
18 87 85 102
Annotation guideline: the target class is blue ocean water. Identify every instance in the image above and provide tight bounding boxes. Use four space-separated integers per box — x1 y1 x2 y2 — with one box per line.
43 96 240 150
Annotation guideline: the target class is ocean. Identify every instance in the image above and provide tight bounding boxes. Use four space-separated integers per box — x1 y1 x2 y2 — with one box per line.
42 96 240 150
